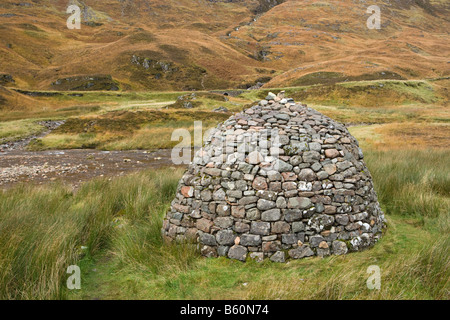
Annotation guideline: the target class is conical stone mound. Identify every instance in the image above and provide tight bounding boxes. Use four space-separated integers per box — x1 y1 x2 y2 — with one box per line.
162 92 386 262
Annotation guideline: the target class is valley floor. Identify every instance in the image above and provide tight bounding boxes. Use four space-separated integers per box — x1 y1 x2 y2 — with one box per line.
0 80 448 299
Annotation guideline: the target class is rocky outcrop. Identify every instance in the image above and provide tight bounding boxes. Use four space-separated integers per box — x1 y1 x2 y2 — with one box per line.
162 92 386 262
0 74 15 86
50 75 119 91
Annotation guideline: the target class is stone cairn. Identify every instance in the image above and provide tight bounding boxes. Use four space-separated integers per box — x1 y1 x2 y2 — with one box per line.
162 91 386 262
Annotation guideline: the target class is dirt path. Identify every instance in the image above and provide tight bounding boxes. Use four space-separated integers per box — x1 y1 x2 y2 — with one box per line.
0 148 182 190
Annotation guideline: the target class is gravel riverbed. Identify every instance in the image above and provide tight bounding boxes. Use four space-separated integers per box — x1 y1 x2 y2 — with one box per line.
0 149 181 190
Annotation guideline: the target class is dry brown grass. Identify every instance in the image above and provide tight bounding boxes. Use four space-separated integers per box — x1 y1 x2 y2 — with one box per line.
0 0 448 92
350 122 450 150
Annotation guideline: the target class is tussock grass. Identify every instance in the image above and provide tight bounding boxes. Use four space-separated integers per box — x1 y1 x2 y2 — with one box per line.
0 119 45 143
0 168 187 299
73 149 449 300
29 110 230 151
366 150 450 221
350 122 450 150
2 149 447 299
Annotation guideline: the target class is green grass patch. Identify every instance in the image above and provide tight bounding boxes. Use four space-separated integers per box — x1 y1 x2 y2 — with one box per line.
238 80 440 108
0 149 448 300
365 149 450 222
0 168 185 299
28 109 231 151
0 119 45 143
289 71 405 87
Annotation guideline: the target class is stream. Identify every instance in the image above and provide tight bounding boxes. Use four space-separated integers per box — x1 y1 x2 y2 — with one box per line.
0 120 189 190
0 148 182 191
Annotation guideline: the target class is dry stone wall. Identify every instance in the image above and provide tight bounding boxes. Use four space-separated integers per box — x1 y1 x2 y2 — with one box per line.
162 92 386 262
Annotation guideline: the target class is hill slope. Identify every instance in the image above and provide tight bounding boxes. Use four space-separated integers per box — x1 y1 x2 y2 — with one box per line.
0 0 448 91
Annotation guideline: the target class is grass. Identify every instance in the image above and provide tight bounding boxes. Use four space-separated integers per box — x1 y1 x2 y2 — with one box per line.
287 80 439 108
2 0 449 93
0 149 448 300
0 91 185 122
0 0 448 300
0 78 448 300
0 168 186 299
103 121 218 150
366 150 450 221
27 109 231 151
349 122 450 150
0 119 45 143
1 79 445 152
71 149 450 300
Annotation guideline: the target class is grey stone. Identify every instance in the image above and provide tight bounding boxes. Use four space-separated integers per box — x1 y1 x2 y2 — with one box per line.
246 208 261 220
288 197 311 209
288 246 314 259
231 205 245 218
332 240 348 255
303 151 321 162
235 180 248 191
273 159 293 172
200 190 212 201
290 155 302 166
311 162 322 172
216 204 231 216
216 230 236 245
267 170 282 181
272 221 290 233
275 113 290 121
261 209 281 221
239 196 258 205
204 168 221 176
251 221 271 235
282 234 298 244
262 235 278 241
284 209 302 222
228 245 248 261
317 247 330 257
256 190 278 201
257 199 276 211
317 171 329 180
240 234 261 246
310 235 325 248
298 168 316 181
218 246 229 256
270 251 286 263
227 190 243 198
264 241 284 253
201 245 218 258
309 142 322 152
234 222 250 233
214 217 233 228
213 188 226 201
336 214 350 225
200 233 217 246
249 252 264 262
296 232 306 243
292 221 305 233
239 163 254 174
